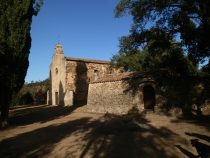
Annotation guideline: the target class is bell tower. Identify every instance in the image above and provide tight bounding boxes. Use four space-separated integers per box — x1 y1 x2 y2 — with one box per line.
50 43 66 106
54 43 63 54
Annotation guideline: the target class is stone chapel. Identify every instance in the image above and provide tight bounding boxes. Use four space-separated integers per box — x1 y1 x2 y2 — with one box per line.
48 43 157 114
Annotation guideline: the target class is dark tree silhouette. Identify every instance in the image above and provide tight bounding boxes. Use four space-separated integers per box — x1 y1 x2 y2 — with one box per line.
114 0 210 66
0 0 43 127
112 0 210 114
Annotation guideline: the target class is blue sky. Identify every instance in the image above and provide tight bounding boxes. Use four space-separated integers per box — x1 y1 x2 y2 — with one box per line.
25 0 132 83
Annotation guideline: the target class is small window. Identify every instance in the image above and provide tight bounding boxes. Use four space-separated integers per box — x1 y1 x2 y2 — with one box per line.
94 70 99 81
55 68 58 75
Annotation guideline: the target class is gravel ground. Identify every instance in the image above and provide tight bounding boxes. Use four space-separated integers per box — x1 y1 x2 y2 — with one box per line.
0 105 209 158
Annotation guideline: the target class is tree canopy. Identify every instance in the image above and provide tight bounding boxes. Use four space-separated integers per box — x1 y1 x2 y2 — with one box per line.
0 0 43 127
114 0 210 66
113 0 210 114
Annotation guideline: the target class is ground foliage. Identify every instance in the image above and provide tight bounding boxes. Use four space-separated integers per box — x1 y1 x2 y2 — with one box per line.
12 78 50 106
112 0 210 114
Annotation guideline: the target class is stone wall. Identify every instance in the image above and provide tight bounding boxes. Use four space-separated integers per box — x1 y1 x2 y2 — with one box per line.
65 61 77 91
65 59 120 105
86 80 143 114
49 44 158 112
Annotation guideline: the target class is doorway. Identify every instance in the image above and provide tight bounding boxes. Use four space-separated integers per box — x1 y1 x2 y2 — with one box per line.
55 92 59 105
143 85 155 110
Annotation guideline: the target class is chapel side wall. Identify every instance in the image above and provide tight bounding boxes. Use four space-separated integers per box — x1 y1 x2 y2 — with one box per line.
65 60 118 105
65 61 77 92
66 60 89 105
86 80 143 114
86 63 112 83
65 61 120 91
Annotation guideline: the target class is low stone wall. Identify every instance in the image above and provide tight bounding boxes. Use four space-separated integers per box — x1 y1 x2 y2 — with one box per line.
86 80 143 114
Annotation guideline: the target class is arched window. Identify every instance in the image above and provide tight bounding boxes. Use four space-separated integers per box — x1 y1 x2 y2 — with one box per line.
94 70 99 81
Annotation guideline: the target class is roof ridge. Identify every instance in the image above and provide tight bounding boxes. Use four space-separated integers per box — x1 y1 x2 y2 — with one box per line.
65 57 110 64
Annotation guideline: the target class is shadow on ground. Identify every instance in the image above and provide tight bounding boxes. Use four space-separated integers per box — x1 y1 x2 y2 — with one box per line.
9 105 78 126
0 117 92 157
175 137 210 158
175 145 197 158
185 132 210 143
78 113 181 158
171 114 210 131
0 107 192 158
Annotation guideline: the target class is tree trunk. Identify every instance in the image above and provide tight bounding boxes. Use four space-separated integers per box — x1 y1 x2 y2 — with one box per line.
182 104 193 117
0 84 10 128
196 105 202 116
0 104 9 128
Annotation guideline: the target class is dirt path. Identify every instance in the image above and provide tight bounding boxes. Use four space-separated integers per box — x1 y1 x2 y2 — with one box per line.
0 105 210 158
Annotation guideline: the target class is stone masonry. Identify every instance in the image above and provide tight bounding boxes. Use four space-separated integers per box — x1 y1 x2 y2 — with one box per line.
49 43 156 114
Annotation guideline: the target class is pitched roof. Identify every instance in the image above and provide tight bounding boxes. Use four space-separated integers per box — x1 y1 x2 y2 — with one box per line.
90 72 133 83
65 57 110 64
90 72 155 84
